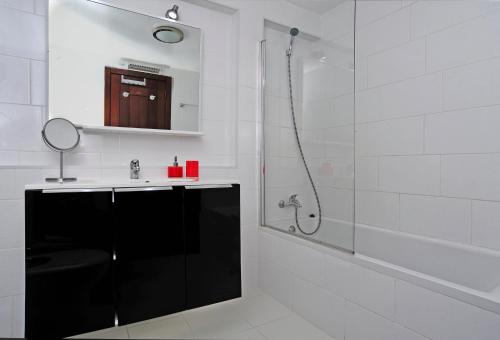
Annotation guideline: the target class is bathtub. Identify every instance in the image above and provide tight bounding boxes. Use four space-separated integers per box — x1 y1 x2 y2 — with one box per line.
355 224 500 314
263 222 500 314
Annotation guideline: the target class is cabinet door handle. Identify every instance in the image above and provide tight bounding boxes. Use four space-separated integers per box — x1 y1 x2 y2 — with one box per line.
185 184 233 190
114 187 173 192
42 188 113 194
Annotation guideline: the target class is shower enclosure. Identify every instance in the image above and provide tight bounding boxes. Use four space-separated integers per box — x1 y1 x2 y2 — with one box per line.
260 2 356 252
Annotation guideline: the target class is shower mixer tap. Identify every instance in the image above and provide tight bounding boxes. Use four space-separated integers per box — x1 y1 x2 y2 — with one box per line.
279 194 302 209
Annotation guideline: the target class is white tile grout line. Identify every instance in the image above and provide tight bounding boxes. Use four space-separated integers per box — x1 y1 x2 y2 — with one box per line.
123 294 316 340
252 311 293 329
73 294 333 339
359 54 500 93
361 4 491 62
469 199 473 245
254 326 271 340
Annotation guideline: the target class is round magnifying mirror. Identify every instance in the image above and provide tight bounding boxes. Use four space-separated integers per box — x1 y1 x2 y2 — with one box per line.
42 118 80 183
42 118 80 151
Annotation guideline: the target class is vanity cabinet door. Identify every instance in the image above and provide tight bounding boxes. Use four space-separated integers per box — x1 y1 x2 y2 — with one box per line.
114 187 186 325
184 185 241 309
25 189 115 339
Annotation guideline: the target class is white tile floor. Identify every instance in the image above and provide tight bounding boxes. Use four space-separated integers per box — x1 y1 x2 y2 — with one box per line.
71 292 335 340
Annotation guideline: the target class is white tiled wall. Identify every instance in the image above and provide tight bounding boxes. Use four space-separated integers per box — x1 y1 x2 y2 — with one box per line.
354 1 500 249
259 1 500 340
395 280 500 340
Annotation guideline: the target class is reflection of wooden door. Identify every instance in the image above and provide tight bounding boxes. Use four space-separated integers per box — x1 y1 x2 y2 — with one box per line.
105 67 172 129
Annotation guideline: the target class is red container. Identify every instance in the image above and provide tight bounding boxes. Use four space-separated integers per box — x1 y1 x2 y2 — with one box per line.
167 166 183 178
186 160 199 178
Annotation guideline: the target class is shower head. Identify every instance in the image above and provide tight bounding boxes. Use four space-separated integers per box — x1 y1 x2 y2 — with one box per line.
287 27 300 56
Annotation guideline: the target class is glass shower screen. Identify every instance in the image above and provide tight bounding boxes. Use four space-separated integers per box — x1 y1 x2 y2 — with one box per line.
260 8 355 252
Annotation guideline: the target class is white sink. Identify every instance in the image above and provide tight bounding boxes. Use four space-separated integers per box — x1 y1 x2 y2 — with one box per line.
129 178 196 184
25 178 237 190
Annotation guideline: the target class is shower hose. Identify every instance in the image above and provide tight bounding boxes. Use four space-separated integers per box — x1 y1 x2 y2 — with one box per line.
286 53 322 236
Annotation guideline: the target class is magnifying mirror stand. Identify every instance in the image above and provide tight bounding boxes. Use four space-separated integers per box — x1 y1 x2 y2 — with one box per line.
45 151 77 183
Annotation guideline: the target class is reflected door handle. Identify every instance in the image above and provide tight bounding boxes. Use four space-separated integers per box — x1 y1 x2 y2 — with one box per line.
121 75 146 86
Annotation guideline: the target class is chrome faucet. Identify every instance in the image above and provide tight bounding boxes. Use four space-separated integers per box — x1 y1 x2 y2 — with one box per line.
279 194 302 209
130 159 140 179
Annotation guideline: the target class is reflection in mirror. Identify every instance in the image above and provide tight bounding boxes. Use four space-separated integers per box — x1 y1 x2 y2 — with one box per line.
153 26 184 44
42 118 81 183
49 0 201 132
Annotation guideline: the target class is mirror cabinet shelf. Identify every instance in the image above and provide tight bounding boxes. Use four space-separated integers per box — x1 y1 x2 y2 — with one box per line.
77 124 204 137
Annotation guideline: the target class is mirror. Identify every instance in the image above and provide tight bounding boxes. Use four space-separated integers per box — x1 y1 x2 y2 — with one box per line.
48 0 202 132
42 118 81 183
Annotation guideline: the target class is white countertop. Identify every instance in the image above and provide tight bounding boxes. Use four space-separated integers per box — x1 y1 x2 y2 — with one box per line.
25 178 240 190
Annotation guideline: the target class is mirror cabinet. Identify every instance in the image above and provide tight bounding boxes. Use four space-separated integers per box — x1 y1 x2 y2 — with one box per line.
49 0 202 134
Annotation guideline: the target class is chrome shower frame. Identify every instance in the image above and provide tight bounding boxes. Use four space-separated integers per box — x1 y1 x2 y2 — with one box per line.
259 39 267 227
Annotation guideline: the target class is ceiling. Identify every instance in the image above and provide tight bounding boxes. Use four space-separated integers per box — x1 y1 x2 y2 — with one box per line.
285 0 346 14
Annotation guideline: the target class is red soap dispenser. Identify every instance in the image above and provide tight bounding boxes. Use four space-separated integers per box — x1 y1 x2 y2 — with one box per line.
168 156 183 178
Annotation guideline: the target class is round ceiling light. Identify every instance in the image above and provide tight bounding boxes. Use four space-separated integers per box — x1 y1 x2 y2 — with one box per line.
153 26 184 44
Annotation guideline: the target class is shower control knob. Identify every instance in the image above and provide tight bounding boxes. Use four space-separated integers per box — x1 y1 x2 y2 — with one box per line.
279 200 285 208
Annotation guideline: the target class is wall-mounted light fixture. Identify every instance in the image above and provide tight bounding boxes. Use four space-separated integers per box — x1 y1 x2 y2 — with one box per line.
166 5 179 21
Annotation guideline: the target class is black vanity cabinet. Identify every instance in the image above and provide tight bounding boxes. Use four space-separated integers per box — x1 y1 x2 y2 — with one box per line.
25 184 240 338
184 184 241 309
25 189 115 339
113 187 186 325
